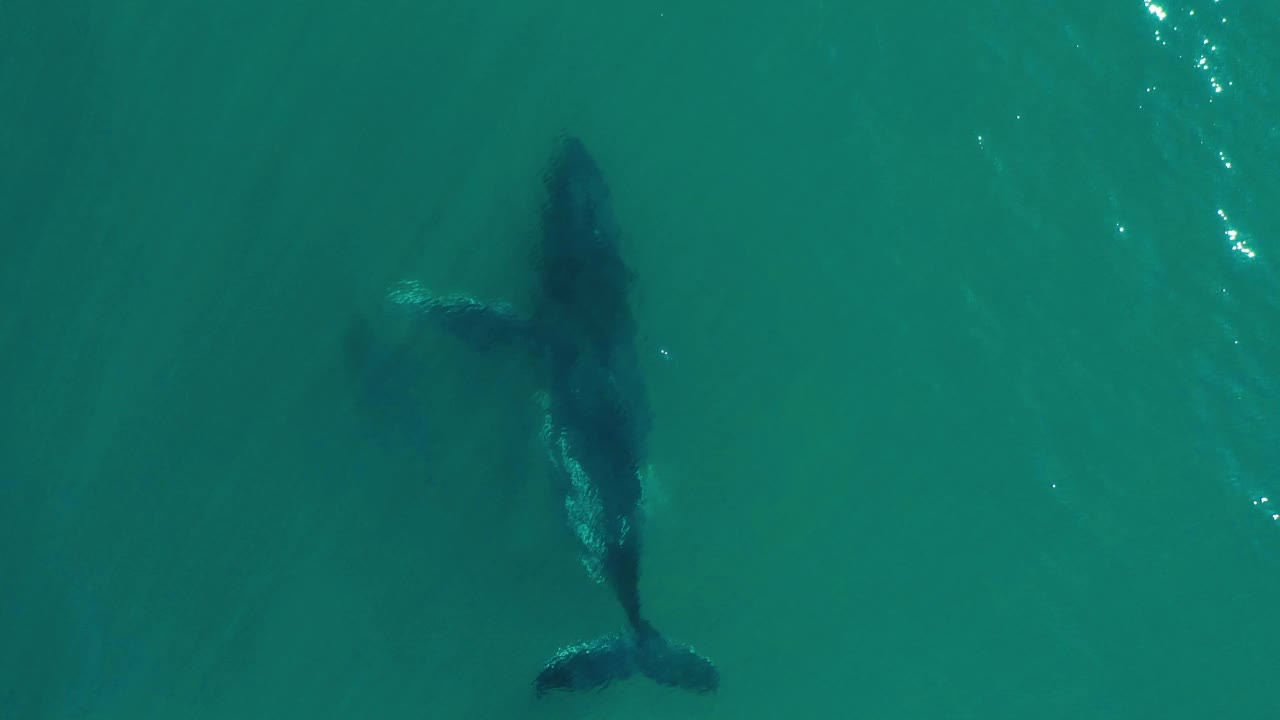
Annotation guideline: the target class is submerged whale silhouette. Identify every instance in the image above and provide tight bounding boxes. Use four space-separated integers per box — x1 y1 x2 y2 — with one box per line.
387 137 718 696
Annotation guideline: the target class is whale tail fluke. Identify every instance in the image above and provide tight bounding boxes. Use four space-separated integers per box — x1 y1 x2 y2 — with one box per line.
535 622 718 697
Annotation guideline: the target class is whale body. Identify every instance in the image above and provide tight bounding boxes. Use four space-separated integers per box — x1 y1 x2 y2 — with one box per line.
387 137 718 696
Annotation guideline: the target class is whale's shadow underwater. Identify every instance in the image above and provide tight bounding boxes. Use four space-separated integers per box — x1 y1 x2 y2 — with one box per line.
385 137 719 696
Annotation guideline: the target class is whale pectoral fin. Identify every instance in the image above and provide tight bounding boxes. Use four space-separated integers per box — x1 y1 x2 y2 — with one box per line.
387 280 536 352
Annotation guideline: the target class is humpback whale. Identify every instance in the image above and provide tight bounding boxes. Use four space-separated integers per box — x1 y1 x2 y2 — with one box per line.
386 137 719 696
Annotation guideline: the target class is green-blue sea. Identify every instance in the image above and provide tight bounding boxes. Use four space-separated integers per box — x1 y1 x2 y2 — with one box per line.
3 1 1278 718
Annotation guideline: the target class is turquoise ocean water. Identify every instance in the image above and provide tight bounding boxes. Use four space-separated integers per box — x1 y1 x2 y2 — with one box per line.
3 1 1278 717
